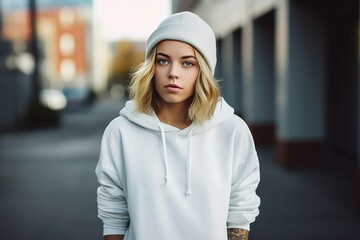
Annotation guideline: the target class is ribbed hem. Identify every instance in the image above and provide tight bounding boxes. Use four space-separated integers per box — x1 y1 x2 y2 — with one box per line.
227 223 250 231
103 227 126 236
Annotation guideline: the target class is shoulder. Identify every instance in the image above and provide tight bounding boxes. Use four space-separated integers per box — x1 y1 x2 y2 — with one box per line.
222 114 251 134
107 115 129 127
105 116 127 129
228 115 258 153
102 116 131 137
221 114 256 147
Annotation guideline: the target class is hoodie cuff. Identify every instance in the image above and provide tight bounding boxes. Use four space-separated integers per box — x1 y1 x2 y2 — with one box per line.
227 223 250 231
103 227 127 236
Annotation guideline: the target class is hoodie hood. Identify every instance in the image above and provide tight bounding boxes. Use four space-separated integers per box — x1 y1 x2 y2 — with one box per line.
120 97 234 134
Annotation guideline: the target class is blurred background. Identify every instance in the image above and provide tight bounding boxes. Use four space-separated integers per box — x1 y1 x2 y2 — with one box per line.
0 0 359 239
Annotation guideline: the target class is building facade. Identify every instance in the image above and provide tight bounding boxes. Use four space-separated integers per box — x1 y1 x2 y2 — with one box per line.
0 2 110 129
172 0 360 212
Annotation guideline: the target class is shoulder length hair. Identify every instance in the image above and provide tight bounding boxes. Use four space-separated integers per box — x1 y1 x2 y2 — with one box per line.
128 46 221 124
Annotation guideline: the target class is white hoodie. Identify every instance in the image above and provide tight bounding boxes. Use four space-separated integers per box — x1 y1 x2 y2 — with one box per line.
96 98 260 240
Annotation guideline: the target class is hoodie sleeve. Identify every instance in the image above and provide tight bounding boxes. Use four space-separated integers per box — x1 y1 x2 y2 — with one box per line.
95 119 129 236
227 120 261 231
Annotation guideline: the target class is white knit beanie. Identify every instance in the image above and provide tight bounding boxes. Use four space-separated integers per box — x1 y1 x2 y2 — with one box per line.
146 11 217 75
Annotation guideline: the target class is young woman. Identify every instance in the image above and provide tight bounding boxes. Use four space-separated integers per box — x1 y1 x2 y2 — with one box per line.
96 11 260 240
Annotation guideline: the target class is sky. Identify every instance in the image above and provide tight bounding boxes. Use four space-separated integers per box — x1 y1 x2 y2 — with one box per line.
93 0 172 42
1 0 91 9
1 0 171 42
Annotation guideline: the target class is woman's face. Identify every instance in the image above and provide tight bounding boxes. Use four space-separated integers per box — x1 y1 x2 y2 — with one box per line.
154 40 200 106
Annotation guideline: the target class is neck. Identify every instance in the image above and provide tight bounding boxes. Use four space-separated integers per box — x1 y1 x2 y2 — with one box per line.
156 100 192 129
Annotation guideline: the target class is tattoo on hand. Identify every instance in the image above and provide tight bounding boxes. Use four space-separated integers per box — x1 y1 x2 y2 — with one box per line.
227 228 249 240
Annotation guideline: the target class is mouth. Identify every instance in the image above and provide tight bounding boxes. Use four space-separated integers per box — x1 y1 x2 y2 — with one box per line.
164 84 182 93
164 84 182 89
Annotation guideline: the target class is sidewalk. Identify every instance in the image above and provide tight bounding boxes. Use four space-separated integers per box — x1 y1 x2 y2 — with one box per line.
252 146 360 240
0 98 124 240
0 98 359 240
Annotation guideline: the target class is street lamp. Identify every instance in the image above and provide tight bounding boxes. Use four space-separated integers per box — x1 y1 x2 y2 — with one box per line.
29 0 41 101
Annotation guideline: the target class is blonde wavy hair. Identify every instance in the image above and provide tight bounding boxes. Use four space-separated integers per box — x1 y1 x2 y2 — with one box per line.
128 46 221 124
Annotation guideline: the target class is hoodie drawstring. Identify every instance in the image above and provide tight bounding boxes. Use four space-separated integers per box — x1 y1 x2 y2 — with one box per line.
185 129 194 198
158 123 194 198
158 124 169 185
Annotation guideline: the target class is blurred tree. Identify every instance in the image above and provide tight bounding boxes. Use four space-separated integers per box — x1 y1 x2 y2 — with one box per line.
109 40 145 90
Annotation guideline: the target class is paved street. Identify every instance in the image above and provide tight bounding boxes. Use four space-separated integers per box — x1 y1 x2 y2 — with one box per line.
0 98 360 240
252 147 360 240
0 99 123 240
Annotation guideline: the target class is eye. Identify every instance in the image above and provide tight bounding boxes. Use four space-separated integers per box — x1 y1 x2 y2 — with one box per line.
157 58 169 65
183 61 194 67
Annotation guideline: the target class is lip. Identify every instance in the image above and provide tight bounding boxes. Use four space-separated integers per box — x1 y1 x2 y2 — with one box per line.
164 84 182 93
164 84 182 89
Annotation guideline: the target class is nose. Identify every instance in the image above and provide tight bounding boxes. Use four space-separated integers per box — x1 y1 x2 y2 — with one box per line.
168 63 179 79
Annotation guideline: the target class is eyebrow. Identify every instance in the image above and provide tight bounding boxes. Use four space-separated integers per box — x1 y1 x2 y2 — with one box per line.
156 52 197 60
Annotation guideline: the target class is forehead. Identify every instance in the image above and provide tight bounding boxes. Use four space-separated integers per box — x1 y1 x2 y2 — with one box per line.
156 40 195 56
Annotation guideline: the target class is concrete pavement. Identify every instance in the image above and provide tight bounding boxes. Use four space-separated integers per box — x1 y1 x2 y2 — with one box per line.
0 99 124 240
251 147 360 240
0 98 359 240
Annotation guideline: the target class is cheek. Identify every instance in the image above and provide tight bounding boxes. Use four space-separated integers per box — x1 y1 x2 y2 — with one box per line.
188 71 199 88
153 77 161 92
154 69 162 85
185 77 197 95
191 80 197 93
155 66 167 78
153 73 165 94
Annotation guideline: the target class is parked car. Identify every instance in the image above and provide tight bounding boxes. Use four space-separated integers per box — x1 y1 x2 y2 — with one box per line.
62 87 95 106
40 89 67 111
